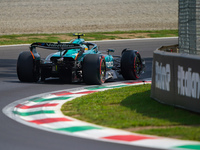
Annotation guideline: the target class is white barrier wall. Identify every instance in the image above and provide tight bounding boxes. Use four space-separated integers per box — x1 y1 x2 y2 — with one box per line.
179 0 200 55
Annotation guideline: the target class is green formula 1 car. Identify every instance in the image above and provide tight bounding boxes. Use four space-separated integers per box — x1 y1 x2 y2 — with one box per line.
17 33 145 85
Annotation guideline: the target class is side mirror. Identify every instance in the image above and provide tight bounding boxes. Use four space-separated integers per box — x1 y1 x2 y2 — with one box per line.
107 49 115 54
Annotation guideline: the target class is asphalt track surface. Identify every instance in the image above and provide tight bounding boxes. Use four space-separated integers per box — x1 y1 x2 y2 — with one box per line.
0 38 178 150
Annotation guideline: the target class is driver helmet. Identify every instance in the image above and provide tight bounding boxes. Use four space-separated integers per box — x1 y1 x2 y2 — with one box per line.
82 44 88 51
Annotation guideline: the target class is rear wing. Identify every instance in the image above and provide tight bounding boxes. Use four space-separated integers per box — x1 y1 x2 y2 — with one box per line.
29 41 98 59
30 42 82 51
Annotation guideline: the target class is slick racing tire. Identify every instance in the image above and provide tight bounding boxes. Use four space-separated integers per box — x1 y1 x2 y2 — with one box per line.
121 50 143 80
17 51 40 82
83 54 106 85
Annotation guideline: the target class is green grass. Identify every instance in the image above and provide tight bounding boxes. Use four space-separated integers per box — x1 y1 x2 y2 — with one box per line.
146 30 179 37
0 29 178 45
0 33 72 45
61 84 200 141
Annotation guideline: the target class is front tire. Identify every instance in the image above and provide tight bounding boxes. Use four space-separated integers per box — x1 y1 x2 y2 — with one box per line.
83 54 106 85
17 51 40 82
121 50 143 80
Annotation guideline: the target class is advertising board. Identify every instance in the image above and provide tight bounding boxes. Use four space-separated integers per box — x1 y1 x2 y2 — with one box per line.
151 50 200 113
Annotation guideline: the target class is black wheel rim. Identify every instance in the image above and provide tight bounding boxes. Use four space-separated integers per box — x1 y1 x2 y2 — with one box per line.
134 54 142 78
100 58 106 83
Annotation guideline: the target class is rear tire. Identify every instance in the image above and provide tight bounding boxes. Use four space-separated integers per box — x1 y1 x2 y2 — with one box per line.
121 50 143 80
17 51 40 82
83 54 106 85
